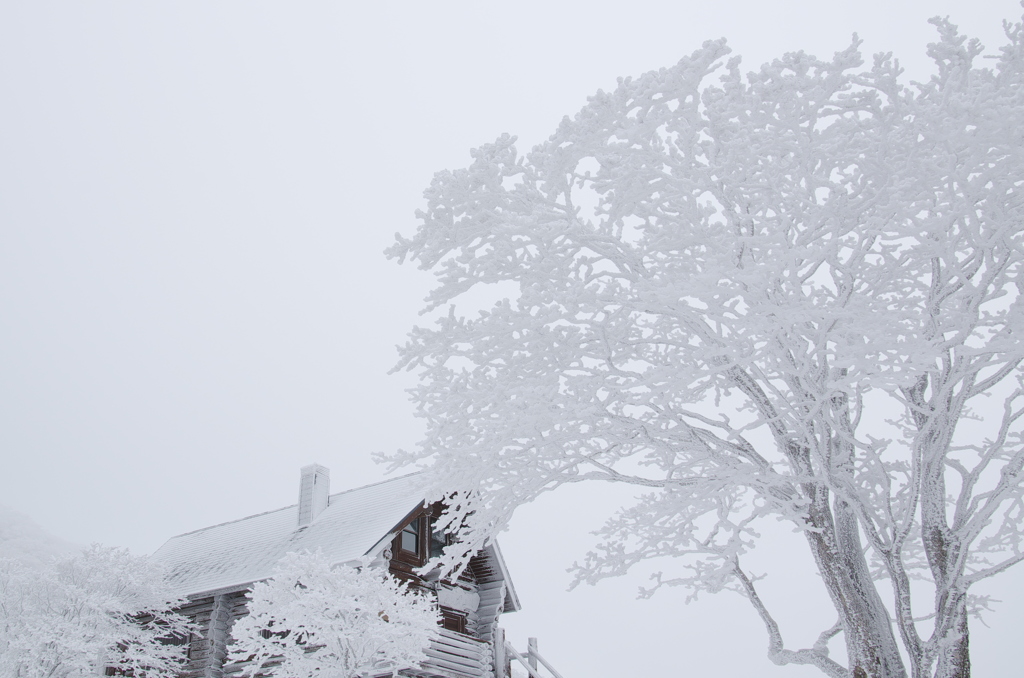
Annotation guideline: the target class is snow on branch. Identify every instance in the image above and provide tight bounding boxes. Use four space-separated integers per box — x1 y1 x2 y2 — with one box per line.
0 545 195 678
390 9 1024 678
229 551 439 678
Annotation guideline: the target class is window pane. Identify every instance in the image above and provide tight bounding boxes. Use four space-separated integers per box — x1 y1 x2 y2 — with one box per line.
401 520 420 553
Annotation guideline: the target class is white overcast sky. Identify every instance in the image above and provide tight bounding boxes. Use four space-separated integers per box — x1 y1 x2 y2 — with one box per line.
2 2 1022 676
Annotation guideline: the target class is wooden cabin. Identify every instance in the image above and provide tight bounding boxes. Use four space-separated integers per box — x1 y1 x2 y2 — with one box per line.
150 465 521 678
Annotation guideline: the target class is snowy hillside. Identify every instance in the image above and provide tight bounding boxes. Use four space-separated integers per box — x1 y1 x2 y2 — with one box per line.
0 504 79 566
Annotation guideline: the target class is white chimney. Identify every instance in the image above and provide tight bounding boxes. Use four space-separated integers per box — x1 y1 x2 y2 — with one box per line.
297 464 330 526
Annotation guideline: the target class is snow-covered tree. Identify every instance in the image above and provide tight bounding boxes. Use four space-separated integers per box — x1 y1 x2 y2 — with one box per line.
0 544 193 677
387 12 1024 678
230 551 440 678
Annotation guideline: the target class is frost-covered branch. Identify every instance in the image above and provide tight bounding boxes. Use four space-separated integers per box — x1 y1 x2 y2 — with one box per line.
732 560 846 678
391 9 1024 678
0 546 194 678
230 552 439 678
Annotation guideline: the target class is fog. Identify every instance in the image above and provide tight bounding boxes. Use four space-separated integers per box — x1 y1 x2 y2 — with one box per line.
2 2 1021 675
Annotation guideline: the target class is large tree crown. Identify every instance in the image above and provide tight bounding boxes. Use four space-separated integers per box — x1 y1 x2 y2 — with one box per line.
387 19 1024 676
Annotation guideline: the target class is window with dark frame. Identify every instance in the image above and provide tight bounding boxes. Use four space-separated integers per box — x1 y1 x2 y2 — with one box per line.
400 517 421 555
392 509 454 569
440 607 467 634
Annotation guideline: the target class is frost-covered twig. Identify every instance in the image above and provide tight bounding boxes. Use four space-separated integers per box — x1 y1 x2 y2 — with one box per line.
732 559 846 678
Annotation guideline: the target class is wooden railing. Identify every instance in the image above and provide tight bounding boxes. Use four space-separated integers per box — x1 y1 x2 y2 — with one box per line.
504 637 564 678
421 628 493 678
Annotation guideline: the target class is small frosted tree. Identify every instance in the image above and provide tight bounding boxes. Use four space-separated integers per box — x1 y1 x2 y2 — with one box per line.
230 551 440 678
0 545 193 677
388 11 1024 678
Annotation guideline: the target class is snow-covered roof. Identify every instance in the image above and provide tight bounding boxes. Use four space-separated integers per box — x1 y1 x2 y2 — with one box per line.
152 473 426 597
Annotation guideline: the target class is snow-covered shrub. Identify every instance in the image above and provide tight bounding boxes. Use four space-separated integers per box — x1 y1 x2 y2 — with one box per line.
230 551 439 678
0 544 193 677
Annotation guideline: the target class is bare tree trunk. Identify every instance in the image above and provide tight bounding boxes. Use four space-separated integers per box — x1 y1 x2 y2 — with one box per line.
834 500 907 678
803 490 907 678
918 417 970 678
934 594 970 678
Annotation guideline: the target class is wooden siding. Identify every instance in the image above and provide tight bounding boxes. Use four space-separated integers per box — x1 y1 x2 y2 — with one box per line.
172 591 249 678
421 628 494 678
170 588 501 678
